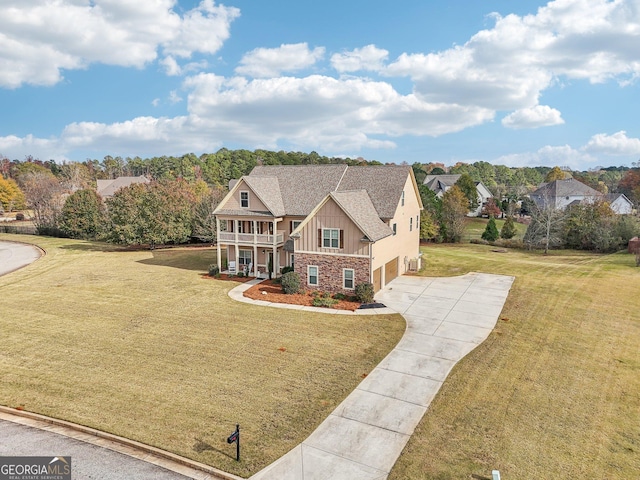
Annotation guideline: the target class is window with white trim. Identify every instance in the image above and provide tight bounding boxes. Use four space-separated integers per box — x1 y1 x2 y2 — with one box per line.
240 191 249 208
290 220 301 233
401 190 405 206
323 228 340 248
238 249 252 266
392 223 397 235
343 269 354 290
308 265 318 286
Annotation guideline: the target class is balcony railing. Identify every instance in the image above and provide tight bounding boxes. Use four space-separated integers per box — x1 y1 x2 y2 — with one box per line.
219 231 285 245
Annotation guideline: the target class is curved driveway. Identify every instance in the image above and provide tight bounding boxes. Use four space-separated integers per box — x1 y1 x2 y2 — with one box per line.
251 272 515 480
0 240 42 276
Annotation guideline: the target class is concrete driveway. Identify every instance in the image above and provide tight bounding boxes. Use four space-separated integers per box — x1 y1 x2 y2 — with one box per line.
0 240 42 276
251 272 515 480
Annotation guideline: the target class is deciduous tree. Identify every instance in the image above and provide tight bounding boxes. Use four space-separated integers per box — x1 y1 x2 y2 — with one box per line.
20 172 65 233
455 173 479 211
60 189 106 239
0 176 26 212
441 186 468 243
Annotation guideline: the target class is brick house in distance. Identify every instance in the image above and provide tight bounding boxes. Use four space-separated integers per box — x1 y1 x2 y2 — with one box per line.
213 164 423 293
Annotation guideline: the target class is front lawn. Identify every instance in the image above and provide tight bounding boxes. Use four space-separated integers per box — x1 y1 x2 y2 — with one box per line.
0 234 404 477
390 243 640 480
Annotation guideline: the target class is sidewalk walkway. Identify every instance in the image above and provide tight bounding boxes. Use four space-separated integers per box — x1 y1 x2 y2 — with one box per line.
246 272 515 480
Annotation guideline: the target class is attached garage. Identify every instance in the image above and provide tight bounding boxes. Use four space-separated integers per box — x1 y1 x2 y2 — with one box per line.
373 267 382 292
384 257 398 285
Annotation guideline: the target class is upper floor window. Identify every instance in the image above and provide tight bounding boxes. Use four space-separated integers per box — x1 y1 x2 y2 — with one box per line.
392 223 397 235
321 228 342 249
240 191 249 208
401 190 405 206
410 217 413 231
290 220 301 233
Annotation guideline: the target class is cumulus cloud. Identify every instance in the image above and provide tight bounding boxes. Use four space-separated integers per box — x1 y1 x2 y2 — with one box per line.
385 0 640 112
235 43 325 78
331 45 389 72
502 105 565 129
183 73 493 150
583 131 640 155
0 0 239 88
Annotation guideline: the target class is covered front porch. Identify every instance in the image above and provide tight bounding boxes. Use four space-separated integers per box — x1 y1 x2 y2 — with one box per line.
216 216 292 278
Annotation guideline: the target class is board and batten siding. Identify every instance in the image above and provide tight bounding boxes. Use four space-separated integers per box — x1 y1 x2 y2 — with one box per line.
296 197 370 256
223 179 269 212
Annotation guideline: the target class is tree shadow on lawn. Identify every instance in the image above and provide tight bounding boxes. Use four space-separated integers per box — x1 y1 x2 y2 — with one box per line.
58 241 127 252
136 248 218 272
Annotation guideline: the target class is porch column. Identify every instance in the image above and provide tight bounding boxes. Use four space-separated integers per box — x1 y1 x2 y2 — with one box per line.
234 219 239 243
216 217 222 271
253 245 258 277
273 219 279 275
253 220 257 245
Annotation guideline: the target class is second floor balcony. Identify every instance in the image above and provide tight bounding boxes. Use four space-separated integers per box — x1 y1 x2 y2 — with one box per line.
218 230 286 246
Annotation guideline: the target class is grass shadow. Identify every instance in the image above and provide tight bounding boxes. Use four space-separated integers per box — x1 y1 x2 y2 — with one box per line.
136 247 219 272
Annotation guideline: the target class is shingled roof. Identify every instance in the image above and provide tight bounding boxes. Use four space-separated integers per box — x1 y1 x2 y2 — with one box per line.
532 178 601 198
96 176 149 198
330 190 394 242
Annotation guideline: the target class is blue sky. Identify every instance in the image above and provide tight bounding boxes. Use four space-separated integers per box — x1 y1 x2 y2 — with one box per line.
1 0 639 170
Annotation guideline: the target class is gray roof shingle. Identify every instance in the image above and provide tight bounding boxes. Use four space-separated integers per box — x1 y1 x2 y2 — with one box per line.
330 190 393 242
96 176 149 198
532 178 601 198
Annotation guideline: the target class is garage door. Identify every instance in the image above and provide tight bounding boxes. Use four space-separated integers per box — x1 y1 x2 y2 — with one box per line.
373 267 382 292
384 257 398 285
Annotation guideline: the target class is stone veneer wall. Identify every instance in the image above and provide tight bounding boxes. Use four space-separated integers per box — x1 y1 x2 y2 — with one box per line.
294 253 370 293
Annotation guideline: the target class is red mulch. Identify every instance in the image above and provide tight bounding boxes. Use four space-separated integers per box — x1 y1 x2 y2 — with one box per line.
202 273 255 283
243 280 361 311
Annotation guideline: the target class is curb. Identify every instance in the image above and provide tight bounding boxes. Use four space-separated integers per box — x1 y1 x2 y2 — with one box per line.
0 406 243 480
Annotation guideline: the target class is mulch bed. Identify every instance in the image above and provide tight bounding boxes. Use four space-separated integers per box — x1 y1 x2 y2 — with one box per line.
243 280 362 311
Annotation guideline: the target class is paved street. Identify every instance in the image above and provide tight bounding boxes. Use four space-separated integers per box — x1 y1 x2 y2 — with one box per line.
0 240 42 276
0 419 191 480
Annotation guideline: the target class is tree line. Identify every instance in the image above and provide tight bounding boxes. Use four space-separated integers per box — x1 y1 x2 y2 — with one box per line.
1 150 638 252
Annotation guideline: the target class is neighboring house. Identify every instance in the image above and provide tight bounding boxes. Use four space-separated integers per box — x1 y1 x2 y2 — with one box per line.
530 178 633 214
213 165 423 293
423 174 493 217
96 176 150 199
605 193 634 214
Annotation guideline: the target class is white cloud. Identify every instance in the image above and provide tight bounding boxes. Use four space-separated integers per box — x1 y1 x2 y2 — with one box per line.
184 73 493 150
502 105 565 129
331 45 389 72
169 90 183 104
160 56 182 76
151 98 160 107
0 0 239 88
496 144 596 169
235 43 325 78
384 0 640 113
583 131 640 155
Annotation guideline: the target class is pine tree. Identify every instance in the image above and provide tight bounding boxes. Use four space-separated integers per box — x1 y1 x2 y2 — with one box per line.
500 216 517 239
481 217 499 242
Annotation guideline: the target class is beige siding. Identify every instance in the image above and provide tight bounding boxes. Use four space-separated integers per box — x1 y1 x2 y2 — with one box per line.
297 197 369 256
223 179 269 212
372 174 421 285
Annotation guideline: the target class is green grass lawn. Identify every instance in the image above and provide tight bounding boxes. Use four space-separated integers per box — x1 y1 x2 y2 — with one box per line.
0 234 404 477
390 243 640 480
463 216 528 242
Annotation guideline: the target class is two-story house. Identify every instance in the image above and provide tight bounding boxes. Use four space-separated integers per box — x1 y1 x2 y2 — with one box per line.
213 164 423 292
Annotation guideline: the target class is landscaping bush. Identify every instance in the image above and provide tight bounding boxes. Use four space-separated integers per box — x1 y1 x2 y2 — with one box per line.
312 295 338 308
236 271 244 277
332 292 347 300
281 271 301 294
15 213 25 221
208 264 219 276
281 266 294 275
355 283 374 304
